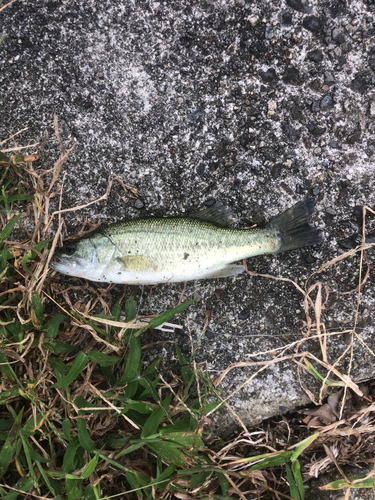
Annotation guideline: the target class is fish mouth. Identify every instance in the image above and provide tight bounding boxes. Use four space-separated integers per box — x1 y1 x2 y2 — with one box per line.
50 255 69 272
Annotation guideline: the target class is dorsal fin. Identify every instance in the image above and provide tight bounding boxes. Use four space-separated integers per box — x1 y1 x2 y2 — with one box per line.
189 203 236 227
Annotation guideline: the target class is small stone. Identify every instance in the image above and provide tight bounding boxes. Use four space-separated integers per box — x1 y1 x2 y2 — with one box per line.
295 184 304 194
347 129 361 145
286 0 311 13
320 95 334 111
332 28 341 40
313 147 321 154
248 15 259 27
329 140 340 149
366 233 375 244
177 97 184 104
203 198 216 207
238 308 250 320
267 99 277 113
282 67 301 85
281 11 293 25
134 199 144 209
307 49 323 63
332 28 346 44
302 16 322 32
265 26 274 39
351 74 369 94
324 71 335 84
261 68 277 83
352 206 364 227
311 100 320 112
302 253 317 264
326 207 336 216
205 329 215 339
190 106 205 121
338 238 357 250
369 101 375 116
312 186 320 195
339 220 351 228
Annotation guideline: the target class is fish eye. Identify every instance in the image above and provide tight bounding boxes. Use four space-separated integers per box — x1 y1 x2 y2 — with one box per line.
64 242 77 256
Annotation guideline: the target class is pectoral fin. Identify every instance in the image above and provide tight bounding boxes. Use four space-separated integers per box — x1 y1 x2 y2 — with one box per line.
116 255 152 271
203 264 245 279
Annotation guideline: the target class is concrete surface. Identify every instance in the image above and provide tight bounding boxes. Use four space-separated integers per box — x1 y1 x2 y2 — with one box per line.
1 0 375 434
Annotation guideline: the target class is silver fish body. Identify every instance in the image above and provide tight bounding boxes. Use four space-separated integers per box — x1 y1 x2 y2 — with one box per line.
50 199 322 285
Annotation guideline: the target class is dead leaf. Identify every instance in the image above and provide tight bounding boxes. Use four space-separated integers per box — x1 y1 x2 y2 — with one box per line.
304 404 337 425
328 389 345 418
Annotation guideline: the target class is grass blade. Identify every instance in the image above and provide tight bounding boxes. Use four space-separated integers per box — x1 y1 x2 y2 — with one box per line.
51 353 88 388
0 214 21 241
77 418 95 452
285 461 302 500
0 407 24 477
141 406 165 439
118 336 141 385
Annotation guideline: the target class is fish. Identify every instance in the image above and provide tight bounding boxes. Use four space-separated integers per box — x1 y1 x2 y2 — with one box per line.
50 199 323 285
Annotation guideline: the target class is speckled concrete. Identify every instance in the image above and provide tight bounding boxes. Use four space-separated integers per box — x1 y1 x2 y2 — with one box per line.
1 0 375 431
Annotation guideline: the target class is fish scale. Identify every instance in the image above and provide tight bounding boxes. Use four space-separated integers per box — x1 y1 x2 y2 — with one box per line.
50 199 323 285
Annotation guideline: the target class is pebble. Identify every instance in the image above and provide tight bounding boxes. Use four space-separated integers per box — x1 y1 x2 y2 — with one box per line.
265 27 274 39
320 95 334 110
286 0 311 13
205 329 215 339
338 237 357 250
302 16 323 32
282 67 300 85
203 198 216 206
329 140 340 149
311 100 320 112
352 206 364 227
307 49 323 63
262 68 277 83
281 11 293 25
369 101 375 116
302 253 317 264
238 308 250 320
339 220 351 228
332 29 346 44
324 71 335 84
248 15 259 27
134 199 144 209
177 97 183 104
326 207 336 215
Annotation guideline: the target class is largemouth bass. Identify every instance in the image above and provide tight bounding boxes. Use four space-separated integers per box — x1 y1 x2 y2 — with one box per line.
50 199 322 284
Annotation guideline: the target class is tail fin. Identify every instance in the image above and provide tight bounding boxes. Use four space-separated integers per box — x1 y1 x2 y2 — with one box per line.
268 199 323 253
